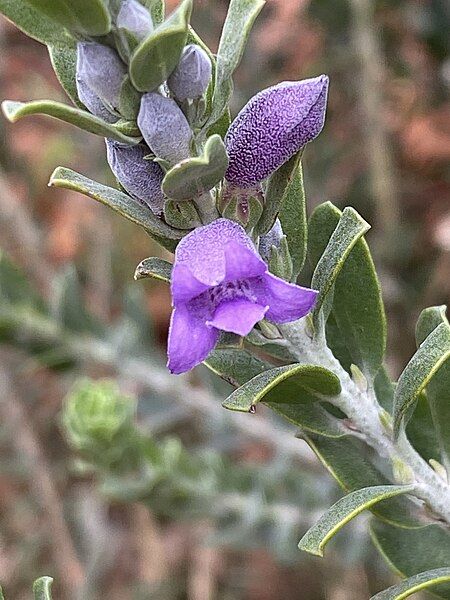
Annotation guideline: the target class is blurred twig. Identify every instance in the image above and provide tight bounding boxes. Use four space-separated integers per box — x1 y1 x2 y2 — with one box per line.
0 355 85 597
349 0 399 241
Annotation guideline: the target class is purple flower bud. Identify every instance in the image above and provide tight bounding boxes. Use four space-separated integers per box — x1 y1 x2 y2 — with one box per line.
76 79 118 123
167 218 318 374
105 139 165 215
137 92 192 165
117 0 153 41
258 219 283 262
167 44 212 102
225 75 329 187
76 42 127 112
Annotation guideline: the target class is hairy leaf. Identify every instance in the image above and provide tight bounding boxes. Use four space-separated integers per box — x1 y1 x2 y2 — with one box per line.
33 576 53 600
130 0 192 91
299 485 414 557
48 42 82 108
309 202 386 379
134 257 172 282
2 100 140 145
0 0 71 44
162 135 228 200
393 323 450 439
371 520 450 599
205 349 270 387
25 0 111 36
205 0 265 130
371 568 450 600
222 363 341 412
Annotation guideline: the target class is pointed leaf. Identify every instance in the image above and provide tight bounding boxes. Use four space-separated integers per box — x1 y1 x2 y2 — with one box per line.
204 349 270 387
33 577 53 600
49 167 183 251
299 485 414 557
205 0 265 130
48 42 82 108
371 520 450 599
25 0 111 36
393 323 450 439
222 363 341 413
162 134 228 200
279 156 308 278
311 206 370 325
130 0 192 92
2 100 140 145
0 0 71 44
309 202 386 379
134 257 172 282
415 306 450 471
141 0 165 25
303 434 421 528
371 568 450 600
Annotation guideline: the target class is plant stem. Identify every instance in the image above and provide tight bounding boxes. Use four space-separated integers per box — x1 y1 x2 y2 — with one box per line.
279 319 450 525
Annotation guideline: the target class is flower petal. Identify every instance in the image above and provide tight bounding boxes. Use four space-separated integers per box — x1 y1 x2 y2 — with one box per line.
207 298 268 336
174 218 255 286
171 263 211 304
253 273 318 323
224 240 266 281
225 75 329 187
167 304 219 374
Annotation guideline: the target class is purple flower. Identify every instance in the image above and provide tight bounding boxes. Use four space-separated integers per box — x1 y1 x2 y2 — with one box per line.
105 140 165 215
117 0 153 41
76 42 127 112
167 44 212 102
138 92 192 164
225 75 329 187
167 218 317 374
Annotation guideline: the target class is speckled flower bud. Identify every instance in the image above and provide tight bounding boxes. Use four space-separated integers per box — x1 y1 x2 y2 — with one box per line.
106 139 165 216
76 42 127 112
137 92 192 165
225 75 329 187
117 0 153 41
76 79 118 123
258 219 283 262
167 44 212 102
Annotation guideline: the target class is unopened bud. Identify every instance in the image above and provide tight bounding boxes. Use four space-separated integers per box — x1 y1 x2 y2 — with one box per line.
76 79 118 123
167 44 212 102
117 0 153 40
106 140 165 216
268 236 293 281
392 457 415 485
138 92 192 165
259 219 283 262
76 42 127 112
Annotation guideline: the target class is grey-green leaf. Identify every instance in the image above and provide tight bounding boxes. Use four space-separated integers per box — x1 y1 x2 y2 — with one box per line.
205 349 271 387
222 363 341 412
25 0 111 36
49 167 183 251
415 305 450 471
1 100 140 145
33 576 53 600
205 0 265 130
0 0 71 44
141 0 165 25
371 568 450 600
278 156 308 279
308 202 386 379
134 257 172 282
303 434 421 528
393 322 450 439
130 0 192 92
48 42 82 108
162 134 228 200
311 206 370 326
299 485 414 557
371 520 450 599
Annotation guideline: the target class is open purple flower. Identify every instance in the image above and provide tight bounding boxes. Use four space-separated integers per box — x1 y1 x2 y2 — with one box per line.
225 75 329 187
105 140 165 215
167 218 317 374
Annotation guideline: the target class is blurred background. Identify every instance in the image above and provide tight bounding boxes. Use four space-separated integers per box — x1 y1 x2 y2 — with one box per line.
0 0 449 598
